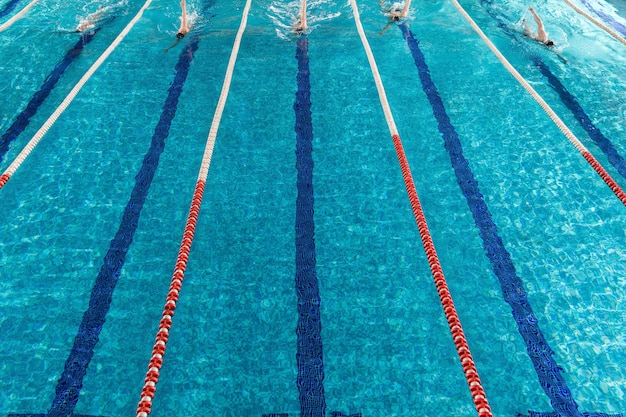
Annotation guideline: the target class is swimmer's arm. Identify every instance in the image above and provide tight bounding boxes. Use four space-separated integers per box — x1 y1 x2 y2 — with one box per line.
300 0 307 30
400 0 411 18
379 20 393 35
528 6 546 35
164 37 181 53
180 0 187 27
555 50 567 64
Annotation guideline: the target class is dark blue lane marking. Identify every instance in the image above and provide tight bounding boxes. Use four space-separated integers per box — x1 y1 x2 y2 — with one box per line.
0 30 101 164
294 35 326 417
0 0 21 18
261 413 360 417
266 38 360 417
525 413 624 417
8 414 106 417
579 0 626 36
398 22 622 417
532 58 626 180
477 0 626 184
9 36 200 417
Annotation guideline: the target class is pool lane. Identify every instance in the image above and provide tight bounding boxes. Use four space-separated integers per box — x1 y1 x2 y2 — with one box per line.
291 32 366 417
397 21 622 417
0 0 156 190
8 36 200 417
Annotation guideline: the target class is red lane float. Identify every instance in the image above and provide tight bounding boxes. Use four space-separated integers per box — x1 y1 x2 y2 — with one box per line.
391 134 493 417
134 0 252 414
0 173 9 189
136 180 205 417
582 150 626 205
348 0 493 412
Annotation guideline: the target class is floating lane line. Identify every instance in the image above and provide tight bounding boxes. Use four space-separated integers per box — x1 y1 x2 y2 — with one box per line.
0 0 38 31
135 0 252 415
0 0 155 190
448 0 626 207
398 22 623 417
0 29 103 164
348 1 492 416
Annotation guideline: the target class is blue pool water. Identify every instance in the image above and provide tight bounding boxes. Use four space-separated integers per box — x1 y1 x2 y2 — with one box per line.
0 0 624 415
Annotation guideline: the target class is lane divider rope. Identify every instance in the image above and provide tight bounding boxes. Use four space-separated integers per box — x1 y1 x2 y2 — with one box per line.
0 0 155 189
135 0 252 415
348 1 492 416
562 0 626 46
0 0 39 32
448 0 626 206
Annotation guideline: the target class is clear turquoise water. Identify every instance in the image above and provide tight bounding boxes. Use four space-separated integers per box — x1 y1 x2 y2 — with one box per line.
0 0 624 415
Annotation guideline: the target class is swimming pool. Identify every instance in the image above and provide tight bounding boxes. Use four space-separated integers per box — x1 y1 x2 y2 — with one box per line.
0 0 624 414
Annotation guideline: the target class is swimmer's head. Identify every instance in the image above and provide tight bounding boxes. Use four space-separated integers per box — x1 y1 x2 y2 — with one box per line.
545 39 555 46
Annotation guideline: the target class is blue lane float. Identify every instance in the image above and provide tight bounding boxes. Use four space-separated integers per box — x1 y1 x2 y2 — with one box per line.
398 22 622 417
0 29 101 164
9 36 200 417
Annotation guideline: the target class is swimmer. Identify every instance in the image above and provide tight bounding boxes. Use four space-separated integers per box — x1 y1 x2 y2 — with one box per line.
164 0 191 52
379 0 410 34
76 5 106 32
523 6 567 63
293 0 307 34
